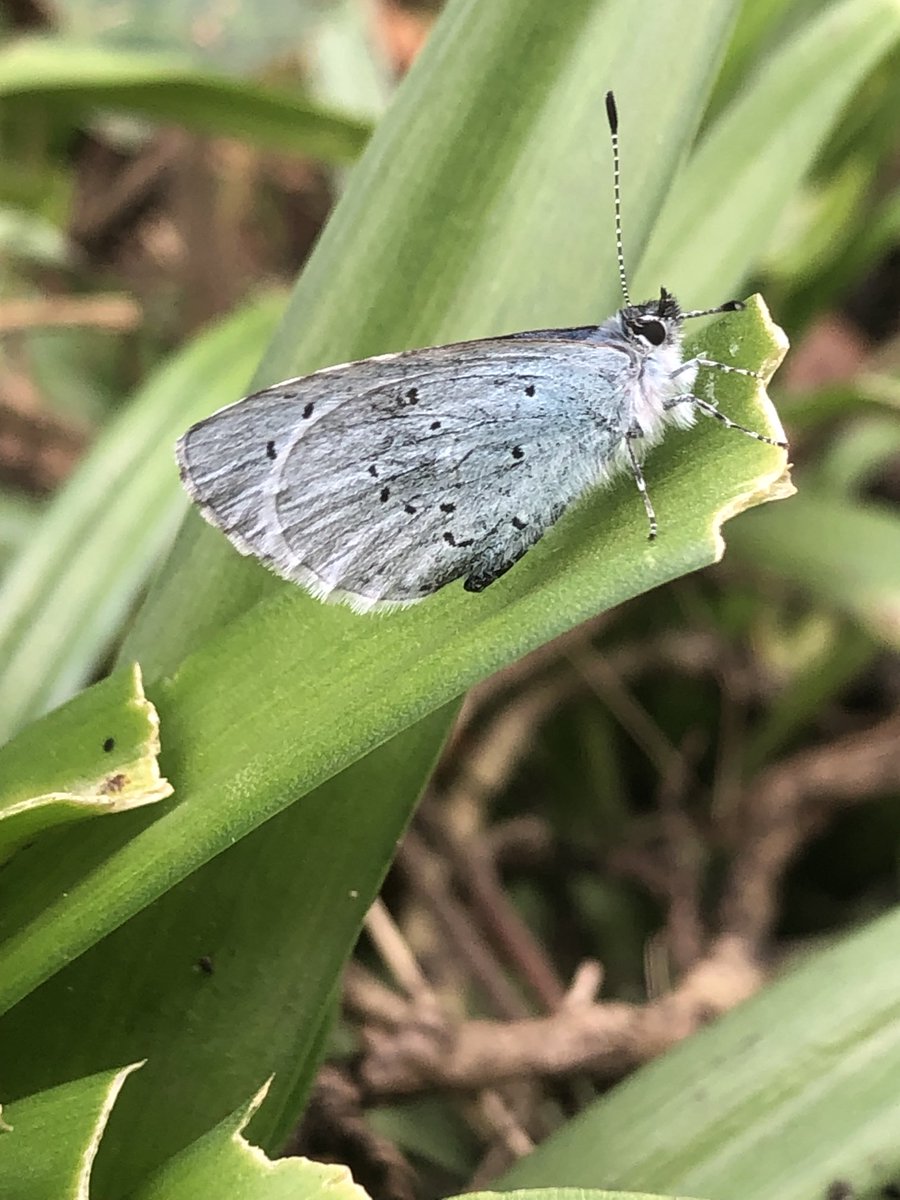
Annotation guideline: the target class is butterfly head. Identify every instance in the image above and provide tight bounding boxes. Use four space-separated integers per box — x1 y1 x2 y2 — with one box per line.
620 287 683 352
619 286 745 354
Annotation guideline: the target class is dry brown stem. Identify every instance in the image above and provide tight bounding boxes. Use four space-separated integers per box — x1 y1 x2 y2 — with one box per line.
397 830 532 1018
720 713 900 944
419 807 566 1010
360 934 761 1096
352 631 900 1106
0 294 141 333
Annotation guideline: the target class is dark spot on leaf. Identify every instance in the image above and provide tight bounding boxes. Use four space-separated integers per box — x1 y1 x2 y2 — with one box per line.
368 464 378 477
511 446 525 460
406 387 419 404
430 420 442 430
826 1184 855 1200
380 487 390 502
440 502 456 513
405 503 417 515
512 516 527 530
103 737 115 753
197 955 215 976
266 440 277 460
525 384 535 397
102 773 126 795
303 402 314 419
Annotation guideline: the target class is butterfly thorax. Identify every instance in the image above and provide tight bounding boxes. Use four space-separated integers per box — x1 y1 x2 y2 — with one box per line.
588 292 695 443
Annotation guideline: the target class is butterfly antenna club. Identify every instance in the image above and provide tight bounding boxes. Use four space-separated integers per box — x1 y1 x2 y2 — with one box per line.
605 90 630 306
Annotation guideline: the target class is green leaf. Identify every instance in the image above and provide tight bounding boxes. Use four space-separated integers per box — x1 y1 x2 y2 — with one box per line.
781 371 900 437
0 489 41 567
0 665 170 864
132 1079 371 1199
0 301 787 1022
0 37 370 164
23 0 900 1185
634 0 900 303
0 1 761 1188
121 0 749 674
0 706 453 1195
368 1098 480 1176
0 293 283 743
53 0 332 74
0 1063 142 1200
497 909 900 1199
741 623 876 772
811 415 900 495
728 489 900 649
0 205 72 269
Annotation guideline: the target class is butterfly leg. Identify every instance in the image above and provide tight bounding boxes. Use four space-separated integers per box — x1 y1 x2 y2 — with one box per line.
625 432 658 541
664 394 787 449
670 357 761 383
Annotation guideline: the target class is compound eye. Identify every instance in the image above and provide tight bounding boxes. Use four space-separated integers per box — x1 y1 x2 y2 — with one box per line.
638 319 666 346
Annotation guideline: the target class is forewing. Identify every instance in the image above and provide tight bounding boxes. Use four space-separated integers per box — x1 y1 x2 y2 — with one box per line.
177 337 636 610
177 352 415 562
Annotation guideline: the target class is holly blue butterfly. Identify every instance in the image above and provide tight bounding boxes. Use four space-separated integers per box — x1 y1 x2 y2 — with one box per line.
176 93 786 614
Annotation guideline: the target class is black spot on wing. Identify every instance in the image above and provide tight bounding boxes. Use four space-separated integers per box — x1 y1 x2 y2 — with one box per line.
266 440 277 460
368 464 378 477
440 502 455 514
406 387 419 404
430 420 441 430
404 503 417 515
511 446 525 460
512 516 526 530
525 384 535 397
380 486 390 502
303 402 314 419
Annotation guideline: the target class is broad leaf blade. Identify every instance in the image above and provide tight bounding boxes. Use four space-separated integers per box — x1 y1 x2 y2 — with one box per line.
0 37 369 164
122 0 746 671
0 1 751 1190
728 490 900 648
0 302 786 1020
497 909 900 1200
635 0 900 302
132 1080 371 1199
0 295 283 743
0 665 170 863
0 1064 142 1200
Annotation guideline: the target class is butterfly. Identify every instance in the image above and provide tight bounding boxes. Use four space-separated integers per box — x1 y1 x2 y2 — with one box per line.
176 93 786 614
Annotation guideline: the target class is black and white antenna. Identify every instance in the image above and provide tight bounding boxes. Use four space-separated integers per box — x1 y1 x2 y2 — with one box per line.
605 91 745 323
605 91 631 307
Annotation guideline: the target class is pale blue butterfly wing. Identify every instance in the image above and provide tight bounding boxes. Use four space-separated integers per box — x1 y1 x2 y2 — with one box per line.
177 333 640 612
